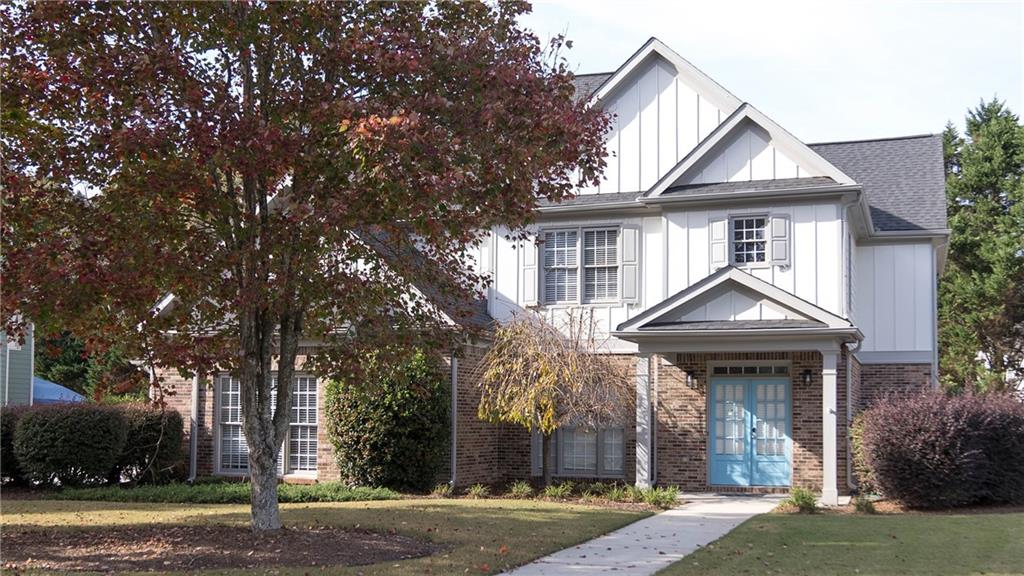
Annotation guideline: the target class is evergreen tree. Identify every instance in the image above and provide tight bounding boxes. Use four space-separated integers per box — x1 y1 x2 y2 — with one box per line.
939 99 1024 393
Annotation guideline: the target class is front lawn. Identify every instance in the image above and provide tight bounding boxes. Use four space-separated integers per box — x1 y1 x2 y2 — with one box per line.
658 511 1024 576
1 498 650 575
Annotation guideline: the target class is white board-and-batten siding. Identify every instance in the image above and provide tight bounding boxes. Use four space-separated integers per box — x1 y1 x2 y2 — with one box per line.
854 243 935 354
580 57 731 195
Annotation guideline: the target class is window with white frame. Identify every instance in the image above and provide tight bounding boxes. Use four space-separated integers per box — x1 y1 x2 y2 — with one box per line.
731 216 767 264
557 427 624 477
217 374 318 475
583 229 619 301
543 228 619 304
543 230 578 303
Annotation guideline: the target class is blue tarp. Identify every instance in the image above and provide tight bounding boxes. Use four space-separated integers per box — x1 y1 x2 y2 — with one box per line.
32 376 85 404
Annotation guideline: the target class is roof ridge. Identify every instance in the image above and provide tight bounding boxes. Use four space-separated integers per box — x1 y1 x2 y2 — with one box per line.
809 133 938 146
573 71 614 77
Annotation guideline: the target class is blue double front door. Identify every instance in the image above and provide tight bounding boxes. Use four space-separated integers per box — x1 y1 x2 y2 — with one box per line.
709 377 792 487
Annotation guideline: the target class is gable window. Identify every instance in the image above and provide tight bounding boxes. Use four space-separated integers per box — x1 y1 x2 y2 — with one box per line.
543 228 619 304
216 374 318 476
731 216 767 264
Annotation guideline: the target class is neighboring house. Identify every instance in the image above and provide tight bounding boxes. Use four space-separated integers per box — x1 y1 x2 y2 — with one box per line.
1 325 35 406
160 38 947 505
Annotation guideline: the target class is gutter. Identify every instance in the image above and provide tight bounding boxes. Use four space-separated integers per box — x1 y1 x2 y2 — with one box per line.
639 184 862 206
188 374 199 483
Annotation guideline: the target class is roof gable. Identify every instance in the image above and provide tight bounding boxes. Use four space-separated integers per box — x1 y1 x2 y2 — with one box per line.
644 104 855 199
616 267 852 333
589 38 741 114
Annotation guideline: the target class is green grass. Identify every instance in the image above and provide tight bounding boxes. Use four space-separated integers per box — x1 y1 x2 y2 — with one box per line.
1 498 649 575
49 481 400 504
658 511 1024 576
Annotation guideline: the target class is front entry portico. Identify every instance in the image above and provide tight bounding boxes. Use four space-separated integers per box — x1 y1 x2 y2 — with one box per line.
613 267 863 506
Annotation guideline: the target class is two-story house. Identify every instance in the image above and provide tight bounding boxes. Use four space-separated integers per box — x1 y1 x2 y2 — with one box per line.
471 38 947 504
164 38 946 506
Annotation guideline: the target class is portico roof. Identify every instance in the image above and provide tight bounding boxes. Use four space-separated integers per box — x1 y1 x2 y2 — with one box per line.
612 267 862 349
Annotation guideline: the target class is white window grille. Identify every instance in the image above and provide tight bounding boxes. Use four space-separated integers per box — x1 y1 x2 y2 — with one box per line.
731 217 767 264
216 374 318 475
543 230 578 303
583 229 619 301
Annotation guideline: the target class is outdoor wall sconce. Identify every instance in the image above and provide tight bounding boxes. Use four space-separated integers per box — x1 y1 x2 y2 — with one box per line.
801 369 813 385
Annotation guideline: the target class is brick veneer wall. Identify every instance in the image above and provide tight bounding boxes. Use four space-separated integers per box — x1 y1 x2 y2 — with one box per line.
858 363 932 410
654 351 852 494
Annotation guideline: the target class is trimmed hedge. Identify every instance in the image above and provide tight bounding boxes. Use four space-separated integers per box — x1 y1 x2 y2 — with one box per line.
324 351 449 491
111 404 185 485
7 403 185 487
14 404 128 486
858 392 1024 508
55 481 400 504
1 406 28 484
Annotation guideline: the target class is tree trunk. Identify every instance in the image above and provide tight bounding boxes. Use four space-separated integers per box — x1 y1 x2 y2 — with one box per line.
249 436 281 531
542 432 553 488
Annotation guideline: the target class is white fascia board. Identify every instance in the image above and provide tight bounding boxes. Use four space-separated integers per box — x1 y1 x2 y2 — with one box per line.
640 184 861 207
589 37 742 114
615 267 734 332
645 105 856 199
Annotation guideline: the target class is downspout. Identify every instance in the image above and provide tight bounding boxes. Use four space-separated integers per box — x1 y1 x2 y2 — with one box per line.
188 374 199 483
449 355 458 487
27 325 35 406
845 339 861 492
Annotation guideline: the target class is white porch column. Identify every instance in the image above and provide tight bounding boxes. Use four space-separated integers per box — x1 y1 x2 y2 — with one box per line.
635 354 652 488
821 350 840 506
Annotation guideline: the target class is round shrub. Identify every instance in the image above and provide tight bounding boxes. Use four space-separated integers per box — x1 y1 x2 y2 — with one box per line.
324 351 449 491
859 392 1024 508
110 404 185 485
13 404 127 486
1 406 28 485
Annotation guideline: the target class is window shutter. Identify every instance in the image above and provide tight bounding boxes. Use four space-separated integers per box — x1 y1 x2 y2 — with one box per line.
521 232 539 306
531 430 542 476
770 214 791 267
620 226 640 304
709 217 728 270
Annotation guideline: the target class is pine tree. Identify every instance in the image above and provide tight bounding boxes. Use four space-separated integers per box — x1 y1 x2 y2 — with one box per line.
939 99 1024 393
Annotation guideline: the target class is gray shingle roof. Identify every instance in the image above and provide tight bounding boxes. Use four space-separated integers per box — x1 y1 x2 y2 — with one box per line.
639 319 827 331
571 73 613 102
810 134 947 231
538 190 643 208
663 176 838 197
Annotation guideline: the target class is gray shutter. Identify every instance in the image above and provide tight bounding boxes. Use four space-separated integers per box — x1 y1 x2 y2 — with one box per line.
521 232 539 306
620 226 640 303
531 430 542 476
770 214 791 267
709 217 728 270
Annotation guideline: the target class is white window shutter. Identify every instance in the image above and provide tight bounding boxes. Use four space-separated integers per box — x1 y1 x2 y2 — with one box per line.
620 226 640 303
521 232 539 306
770 214 791 267
709 217 728 270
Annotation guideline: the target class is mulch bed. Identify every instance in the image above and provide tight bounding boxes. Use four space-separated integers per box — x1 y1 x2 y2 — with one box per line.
1 525 445 573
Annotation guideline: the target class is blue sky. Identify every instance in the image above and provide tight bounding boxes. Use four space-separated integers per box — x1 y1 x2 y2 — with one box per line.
520 0 1023 143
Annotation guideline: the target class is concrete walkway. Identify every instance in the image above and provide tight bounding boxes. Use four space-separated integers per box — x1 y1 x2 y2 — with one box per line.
504 493 783 576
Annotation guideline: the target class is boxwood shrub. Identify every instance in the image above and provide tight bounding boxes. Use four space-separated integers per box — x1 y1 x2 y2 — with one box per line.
110 404 185 485
14 403 128 486
324 351 449 491
1 406 28 484
858 392 1024 508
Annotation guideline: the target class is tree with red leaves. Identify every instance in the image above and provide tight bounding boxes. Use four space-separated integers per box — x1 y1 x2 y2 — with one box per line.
2 1 607 531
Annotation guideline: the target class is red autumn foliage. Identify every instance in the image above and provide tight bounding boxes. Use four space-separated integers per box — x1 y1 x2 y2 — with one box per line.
2 1 608 529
